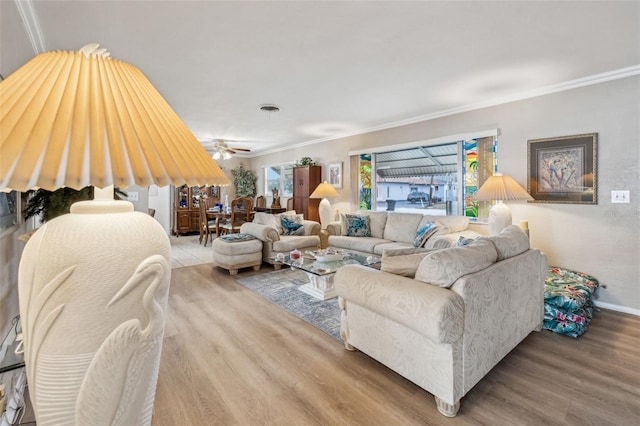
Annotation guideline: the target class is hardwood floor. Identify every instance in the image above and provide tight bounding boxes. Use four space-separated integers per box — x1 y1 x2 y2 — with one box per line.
153 263 640 425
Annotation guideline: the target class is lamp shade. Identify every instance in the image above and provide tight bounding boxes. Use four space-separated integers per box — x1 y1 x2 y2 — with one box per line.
0 44 229 191
472 173 533 202
310 181 339 198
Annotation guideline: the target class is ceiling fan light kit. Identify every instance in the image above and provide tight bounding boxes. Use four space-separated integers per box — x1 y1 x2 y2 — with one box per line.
210 139 251 160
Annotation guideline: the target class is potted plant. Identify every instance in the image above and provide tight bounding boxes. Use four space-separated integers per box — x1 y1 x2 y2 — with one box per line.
23 186 127 222
296 156 316 166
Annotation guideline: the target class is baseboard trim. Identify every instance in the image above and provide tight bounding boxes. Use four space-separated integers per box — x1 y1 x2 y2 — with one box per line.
594 301 640 316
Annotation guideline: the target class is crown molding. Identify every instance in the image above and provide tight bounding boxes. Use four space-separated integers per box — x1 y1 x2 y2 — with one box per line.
15 0 46 54
253 65 640 157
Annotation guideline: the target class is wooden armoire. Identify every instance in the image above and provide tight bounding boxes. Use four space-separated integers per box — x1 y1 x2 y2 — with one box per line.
292 165 322 222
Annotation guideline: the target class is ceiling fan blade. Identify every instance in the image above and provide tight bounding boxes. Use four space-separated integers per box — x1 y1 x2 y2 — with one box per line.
230 147 251 152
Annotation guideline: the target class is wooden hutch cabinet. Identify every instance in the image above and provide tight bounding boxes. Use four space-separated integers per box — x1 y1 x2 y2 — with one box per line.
292 165 322 222
174 185 220 235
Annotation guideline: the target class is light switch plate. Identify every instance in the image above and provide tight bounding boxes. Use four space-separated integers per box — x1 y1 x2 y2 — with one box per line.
611 190 630 203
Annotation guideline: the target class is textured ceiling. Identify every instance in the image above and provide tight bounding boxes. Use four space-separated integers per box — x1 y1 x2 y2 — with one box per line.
5 0 640 156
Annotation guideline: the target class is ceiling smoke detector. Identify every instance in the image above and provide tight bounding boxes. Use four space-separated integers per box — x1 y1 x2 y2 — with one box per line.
259 104 280 112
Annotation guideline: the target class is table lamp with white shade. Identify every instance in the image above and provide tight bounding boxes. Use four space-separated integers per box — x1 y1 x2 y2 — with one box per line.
472 173 533 235
310 181 339 228
0 44 229 425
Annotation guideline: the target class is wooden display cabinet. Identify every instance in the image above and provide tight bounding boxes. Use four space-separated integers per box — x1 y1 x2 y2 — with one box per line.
174 185 220 235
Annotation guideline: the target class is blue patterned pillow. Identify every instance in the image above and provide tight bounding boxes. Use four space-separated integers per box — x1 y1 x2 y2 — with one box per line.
413 222 439 247
281 215 305 236
456 236 475 246
345 214 371 237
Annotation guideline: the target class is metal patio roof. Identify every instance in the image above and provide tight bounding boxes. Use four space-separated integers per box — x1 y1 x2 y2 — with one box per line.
375 144 458 178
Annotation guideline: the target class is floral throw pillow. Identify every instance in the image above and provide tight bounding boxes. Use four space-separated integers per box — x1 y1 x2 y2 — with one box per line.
281 215 305 236
345 214 371 237
413 222 439 247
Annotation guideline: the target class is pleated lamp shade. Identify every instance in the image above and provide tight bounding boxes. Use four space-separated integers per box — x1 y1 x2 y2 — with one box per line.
310 181 339 228
472 173 533 202
473 173 532 235
0 44 229 191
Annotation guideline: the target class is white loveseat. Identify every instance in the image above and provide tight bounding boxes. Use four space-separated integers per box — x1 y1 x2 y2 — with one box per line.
240 211 321 267
334 226 547 417
326 211 482 256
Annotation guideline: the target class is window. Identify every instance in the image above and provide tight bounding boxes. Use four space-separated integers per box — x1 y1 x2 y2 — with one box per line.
264 164 294 196
350 131 497 219
0 191 20 234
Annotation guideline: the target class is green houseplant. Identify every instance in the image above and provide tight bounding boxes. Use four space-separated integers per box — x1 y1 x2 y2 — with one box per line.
296 156 316 166
24 186 127 222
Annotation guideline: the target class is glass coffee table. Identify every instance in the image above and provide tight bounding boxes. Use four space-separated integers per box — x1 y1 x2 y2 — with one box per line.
272 251 380 300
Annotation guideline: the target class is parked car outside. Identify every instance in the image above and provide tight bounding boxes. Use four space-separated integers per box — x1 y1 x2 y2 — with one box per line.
407 191 429 203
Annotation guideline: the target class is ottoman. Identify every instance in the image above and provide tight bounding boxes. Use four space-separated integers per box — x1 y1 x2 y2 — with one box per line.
212 235 263 275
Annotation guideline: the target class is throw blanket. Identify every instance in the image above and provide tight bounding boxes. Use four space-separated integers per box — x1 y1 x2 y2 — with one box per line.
219 233 256 243
543 267 599 338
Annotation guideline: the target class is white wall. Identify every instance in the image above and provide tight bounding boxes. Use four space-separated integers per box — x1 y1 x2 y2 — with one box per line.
250 76 640 313
148 185 172 235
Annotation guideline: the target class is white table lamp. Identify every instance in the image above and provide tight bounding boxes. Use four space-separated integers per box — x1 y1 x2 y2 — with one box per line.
0 44 229 425
310 181 339 228
472 173 533 235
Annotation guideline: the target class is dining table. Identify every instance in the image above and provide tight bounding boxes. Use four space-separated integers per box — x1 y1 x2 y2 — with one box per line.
206 209 254 236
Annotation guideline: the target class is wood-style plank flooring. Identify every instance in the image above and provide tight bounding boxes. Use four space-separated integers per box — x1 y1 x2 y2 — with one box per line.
152 263 640 425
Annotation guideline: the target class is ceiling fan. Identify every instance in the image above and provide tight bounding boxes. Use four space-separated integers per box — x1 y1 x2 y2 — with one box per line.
203 139 251 160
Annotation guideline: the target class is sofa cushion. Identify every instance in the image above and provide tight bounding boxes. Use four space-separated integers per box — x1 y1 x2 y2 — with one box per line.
344 214 371 237
372 241 415 256
413 222 439 247
328 235 389 253
435 215 470 233
415 238 498 288
481 225 530 260
281 215 305 236
272 235 320 252
383 212 424 243
357 210 388 238
253 212 280 230
381 250 434 278
425 229 482 249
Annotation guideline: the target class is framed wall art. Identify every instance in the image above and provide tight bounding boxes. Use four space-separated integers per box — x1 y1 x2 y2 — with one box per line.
328 162 342 188
527 133 597 204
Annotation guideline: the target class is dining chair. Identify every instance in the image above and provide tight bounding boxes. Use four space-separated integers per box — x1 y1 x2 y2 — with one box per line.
199 202 217 246
255 195 266 208
286 197 294 211
220 196 254 235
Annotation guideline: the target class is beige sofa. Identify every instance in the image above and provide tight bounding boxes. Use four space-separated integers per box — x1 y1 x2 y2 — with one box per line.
334 226 547 417
326 211 482 255
240 211 321 267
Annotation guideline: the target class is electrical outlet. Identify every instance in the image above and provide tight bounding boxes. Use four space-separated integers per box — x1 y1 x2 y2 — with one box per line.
611 190 630 203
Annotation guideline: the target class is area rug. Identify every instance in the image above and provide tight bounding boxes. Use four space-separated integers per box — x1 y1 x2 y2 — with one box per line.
236 268 341 340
